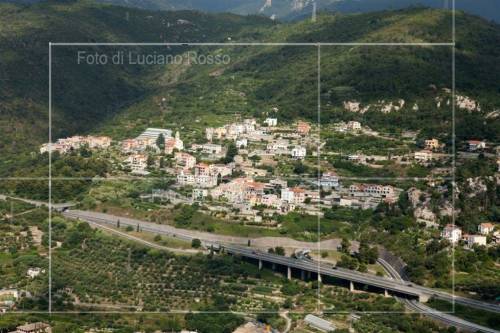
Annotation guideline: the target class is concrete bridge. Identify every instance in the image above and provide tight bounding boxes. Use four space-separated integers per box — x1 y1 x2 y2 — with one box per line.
222 245 433 302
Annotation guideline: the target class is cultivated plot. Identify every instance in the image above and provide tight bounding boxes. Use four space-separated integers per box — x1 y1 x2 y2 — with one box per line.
0 179 50 313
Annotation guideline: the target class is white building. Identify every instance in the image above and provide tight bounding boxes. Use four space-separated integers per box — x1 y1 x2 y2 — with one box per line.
177 169 218 188
192 143 223 155
466 234 487 248
320 172 339 189
192 188 208 201
175 152 196 169
291 146 307 159
478 222 495 235
349 184 396 201
264 118 278 126
467 140 486 151
281 187 306 204
27 267 43 279
267 139 289 153
425 138 440 150
441 224 462 243
136 128 172 142
346 121 361 131
124 154 148 174
415 150 433 162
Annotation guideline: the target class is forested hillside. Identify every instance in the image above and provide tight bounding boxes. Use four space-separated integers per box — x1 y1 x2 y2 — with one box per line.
0 1 499 177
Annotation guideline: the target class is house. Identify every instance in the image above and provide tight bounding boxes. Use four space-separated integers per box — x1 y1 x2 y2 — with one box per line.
291 146 307 159
164 131 184 154
26 267 43 279
467 140 486 151
121 139 140 153
209 164 233 177
346 121 361 131
175 152 196 169
320 172 339 189
177 169 218 188
192 188 208 201
465 234 487 248
264 118 278 126
478 222 495 235
10 322 51 333
441 224 462 243
414 150 433 162
236 138 248 148
124 154 148 174
349 184 396 200
297 121 311 135
261 194 279 207
192 143 223 155
281 187 306 204
304 314 336 332
281 187 295 203
267 139 289 154
425 138 440 150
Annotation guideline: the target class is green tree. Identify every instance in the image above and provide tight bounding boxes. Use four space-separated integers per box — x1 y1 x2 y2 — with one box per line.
156 133 165 150
224 142 238 163
192 238 202 248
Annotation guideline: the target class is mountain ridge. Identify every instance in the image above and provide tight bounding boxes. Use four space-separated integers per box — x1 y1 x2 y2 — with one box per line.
0 1 499 177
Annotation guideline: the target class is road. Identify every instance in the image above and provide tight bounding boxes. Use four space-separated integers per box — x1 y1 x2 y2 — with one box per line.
378 258 500 333
279 311 292 333
63 209 500 315
0 194 75 211
62 209 358 251
86 219 202 255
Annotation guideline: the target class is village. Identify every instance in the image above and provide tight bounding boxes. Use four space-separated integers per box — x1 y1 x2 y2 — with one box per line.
39 115 499 248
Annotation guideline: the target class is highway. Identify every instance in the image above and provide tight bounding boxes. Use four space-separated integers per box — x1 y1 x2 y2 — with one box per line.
378 258 500 333
63 209 500 315
0 194 75 211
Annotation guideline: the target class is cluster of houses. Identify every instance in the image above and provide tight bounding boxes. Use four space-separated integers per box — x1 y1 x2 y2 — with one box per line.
208 177 320 217
321 179 400 210
206 118 311 160
441 222 499 248
39 135 111 154
7 322 51 333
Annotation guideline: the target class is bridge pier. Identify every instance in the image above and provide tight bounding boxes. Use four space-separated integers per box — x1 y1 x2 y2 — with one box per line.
418 293 430 303
258 259 262 270
301 270 305 280
287 266 291 280
272 263 276 271
384 289 389 298
349 281 355 292
307 271 311 279
318 273 322 283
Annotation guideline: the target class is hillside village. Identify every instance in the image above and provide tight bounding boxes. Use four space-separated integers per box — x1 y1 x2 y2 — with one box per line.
39 112 499 249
